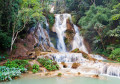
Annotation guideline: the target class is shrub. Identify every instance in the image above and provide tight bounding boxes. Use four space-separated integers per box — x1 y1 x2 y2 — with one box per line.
4 59 28 72
0 66 21 81
37 58 59 71
32 64 39 71
32 69 38 74
109 48 120 62
72 63 80 69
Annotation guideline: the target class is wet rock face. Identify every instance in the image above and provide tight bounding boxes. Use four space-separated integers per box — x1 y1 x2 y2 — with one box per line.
65 19 75 51
11 23 57 58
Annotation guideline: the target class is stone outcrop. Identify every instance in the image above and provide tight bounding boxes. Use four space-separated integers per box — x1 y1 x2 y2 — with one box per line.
65 19 75 51
11 23 57 58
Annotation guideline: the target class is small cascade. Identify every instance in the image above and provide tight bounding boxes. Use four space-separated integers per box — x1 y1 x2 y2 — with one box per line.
90 54 106 60
36 24 49 51
54 14 72 52
44 18 55 48
50 53 88 63
72 25 88 53
32 19 55 51
101 64 120 77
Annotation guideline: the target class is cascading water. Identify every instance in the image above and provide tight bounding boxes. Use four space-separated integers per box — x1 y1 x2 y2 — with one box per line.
32 18 54 51
50 53 88 63
54 14 72 52
72 25 88 53
44 18 55 48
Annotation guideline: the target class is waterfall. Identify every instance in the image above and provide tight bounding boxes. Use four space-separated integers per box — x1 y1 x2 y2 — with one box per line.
54 14 71 52
31 18 54 51
54 13 88 53
44 18 55 48
72 25 88 53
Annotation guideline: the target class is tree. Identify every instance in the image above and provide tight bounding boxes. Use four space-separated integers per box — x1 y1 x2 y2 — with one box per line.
79 5 111 51
10 0 45 51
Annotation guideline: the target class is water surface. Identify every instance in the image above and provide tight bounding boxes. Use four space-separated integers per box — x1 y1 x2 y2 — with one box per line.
2 75 120 84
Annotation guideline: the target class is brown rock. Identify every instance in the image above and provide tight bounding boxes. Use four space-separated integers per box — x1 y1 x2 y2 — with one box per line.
61 62 68 68
72 63 80 69
92 75 99 78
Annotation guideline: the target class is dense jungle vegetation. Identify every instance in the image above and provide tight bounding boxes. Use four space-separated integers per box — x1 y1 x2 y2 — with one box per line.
0 0 120 62
55 0 120 61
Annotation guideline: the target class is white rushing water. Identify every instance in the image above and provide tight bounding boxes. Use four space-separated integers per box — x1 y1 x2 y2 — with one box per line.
50 53 88 63
54 14 72 52
72 25 88 53
54 13 88 53
32 19 54 51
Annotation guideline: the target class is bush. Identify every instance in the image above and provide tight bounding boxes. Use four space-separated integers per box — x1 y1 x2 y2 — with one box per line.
32 69 38 74
32 64 39 72
109 48 120 62
37 58 59 71
0 66 21 81
4 59 28 72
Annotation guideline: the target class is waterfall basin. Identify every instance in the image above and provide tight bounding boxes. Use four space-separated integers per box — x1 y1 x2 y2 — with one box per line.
2 74 120 84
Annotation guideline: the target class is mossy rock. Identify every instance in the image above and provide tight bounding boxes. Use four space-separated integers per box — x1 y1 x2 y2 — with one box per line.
71 48 80 53
71 48 90 59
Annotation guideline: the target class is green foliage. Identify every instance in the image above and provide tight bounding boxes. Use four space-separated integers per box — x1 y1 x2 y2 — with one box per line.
46 13 55 30
32 69 38 74
4 59 28 72
0 66 21 81
111 3 120 20
32 64 39 72
37 58 59 71
109 48 120 62
0 31 11 50
107 26 120 37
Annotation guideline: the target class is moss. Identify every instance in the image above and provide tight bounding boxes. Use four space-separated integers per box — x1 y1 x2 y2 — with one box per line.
71 48 79 53
72 15 77 24
71 48 90 59
57 73 62 77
